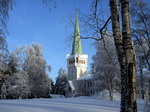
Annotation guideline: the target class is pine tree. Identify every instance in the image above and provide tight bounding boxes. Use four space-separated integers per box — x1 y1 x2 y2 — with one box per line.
54 68 68 96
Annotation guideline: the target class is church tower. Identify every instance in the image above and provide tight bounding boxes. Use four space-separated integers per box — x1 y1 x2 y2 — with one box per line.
66 8 88 81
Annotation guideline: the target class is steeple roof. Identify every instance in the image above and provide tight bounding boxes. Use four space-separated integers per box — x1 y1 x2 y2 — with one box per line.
71 8 82 55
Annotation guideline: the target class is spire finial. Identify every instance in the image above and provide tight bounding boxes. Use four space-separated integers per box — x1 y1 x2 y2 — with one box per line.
76 4 78 12
75 5 79 29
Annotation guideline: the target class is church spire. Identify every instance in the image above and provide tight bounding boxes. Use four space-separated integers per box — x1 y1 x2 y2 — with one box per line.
71 8 82 55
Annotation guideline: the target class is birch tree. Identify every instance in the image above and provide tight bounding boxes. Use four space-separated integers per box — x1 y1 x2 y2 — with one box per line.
109 0 137 111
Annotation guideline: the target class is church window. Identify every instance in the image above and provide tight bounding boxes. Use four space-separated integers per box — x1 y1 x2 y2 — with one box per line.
69 59 75 64
90 82 92 87
76 57 78 63
79 60 85 64
88 82 90 87
84 83 86 88
92 82 94 87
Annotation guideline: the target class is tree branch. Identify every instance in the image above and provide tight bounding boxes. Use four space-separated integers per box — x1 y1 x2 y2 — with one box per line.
80 36 102 41
81 16 111 41
100 16 111 33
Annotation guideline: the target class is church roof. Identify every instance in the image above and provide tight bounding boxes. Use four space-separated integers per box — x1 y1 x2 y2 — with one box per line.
68 80 75 91
77 72 94 80
71 8 82 55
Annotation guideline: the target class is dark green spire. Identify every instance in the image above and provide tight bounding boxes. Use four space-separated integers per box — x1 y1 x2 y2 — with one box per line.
71 8 82 55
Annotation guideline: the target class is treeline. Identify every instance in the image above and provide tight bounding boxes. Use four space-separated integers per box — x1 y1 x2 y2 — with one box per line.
0 43 52 99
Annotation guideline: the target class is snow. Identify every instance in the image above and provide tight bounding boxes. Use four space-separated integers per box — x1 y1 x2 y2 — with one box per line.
66 54 88 59
92 90 121 100
78 72 94 80
137 68 150 78
0 96 145 112
50 94 65 98
68 80 75 90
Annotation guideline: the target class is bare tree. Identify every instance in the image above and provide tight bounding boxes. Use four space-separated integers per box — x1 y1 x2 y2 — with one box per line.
131 0 150 70
0 0 14 49
0 0 14 94
92 36 120 101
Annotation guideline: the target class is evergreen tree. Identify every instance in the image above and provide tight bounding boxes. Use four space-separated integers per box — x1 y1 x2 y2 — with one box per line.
54 68 68 96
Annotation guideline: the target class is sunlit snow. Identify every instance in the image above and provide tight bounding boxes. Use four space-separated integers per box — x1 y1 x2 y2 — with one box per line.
0 95 145 112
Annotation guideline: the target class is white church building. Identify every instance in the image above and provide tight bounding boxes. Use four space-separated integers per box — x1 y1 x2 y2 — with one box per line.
65 9 100 97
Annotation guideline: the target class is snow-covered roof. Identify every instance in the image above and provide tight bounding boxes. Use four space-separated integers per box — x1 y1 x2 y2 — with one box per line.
68 80 75 91
77 72 94 80
66 54 88 59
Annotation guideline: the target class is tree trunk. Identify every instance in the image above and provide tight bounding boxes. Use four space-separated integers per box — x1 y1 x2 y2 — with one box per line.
109 77 113 101
109 0 126 111
109 89 113 101
121 0 137 112
139 58 144 99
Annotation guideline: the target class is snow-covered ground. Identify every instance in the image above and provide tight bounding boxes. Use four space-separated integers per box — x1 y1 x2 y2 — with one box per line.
0 95 146 112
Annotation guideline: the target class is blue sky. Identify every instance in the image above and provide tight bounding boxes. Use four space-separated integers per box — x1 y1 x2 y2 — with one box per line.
7 0 149 82
6 0 98 82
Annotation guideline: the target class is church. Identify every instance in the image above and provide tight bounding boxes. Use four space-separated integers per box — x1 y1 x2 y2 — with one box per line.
65 9 100 97
65 9 150 99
